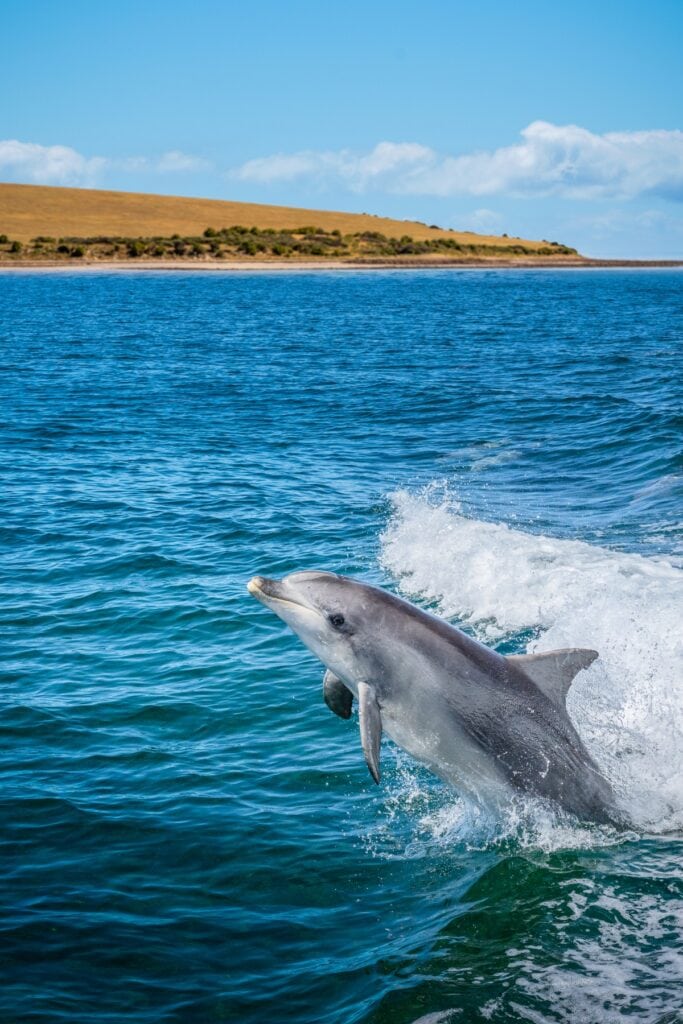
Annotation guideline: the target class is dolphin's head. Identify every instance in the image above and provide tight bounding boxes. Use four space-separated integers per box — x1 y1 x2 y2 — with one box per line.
247 570 389 688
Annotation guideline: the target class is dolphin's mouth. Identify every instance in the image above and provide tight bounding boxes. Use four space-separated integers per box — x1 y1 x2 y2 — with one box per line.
247 575 310 612
247 575 283 601
247 575 273 598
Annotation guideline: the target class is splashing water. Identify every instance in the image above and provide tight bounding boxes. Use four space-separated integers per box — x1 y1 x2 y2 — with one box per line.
363 748 636 863
379 489 683 834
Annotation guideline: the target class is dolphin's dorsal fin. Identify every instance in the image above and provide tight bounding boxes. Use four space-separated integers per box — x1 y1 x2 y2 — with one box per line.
323 670 353 720
357 682 382 784
508 648 599 709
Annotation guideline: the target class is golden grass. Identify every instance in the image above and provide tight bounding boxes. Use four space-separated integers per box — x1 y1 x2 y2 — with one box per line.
0 182 559 250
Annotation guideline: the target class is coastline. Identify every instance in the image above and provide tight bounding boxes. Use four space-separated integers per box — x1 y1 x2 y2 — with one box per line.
1 257 682 273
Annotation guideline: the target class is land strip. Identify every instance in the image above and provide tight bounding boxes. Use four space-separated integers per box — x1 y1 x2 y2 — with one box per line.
2 259 680 272
1 183 679 270
0 182 568 252
0 223 578 267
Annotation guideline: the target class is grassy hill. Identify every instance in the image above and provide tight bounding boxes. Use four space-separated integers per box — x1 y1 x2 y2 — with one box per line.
0 183 575 258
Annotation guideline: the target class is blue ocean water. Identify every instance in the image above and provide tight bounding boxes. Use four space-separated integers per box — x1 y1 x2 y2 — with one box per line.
1 268 681 1024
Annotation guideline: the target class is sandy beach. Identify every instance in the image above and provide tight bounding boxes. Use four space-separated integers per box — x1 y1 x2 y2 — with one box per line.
1 257 682 272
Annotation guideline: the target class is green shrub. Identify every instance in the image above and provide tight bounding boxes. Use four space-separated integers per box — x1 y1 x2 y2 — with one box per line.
0 234 8 244
203 227 217 237
10 240 22 253
70 246 85 258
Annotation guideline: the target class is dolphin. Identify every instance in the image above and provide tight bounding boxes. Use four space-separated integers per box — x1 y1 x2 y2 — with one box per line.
247 570 621 824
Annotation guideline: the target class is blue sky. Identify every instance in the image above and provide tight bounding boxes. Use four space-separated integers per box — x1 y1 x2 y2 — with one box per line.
2 0 682 256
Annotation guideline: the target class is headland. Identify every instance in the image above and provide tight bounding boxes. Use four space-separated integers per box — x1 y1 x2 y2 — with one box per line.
0 183 680 269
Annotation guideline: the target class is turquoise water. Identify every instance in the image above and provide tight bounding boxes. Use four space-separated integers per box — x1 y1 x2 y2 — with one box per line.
1 269 681 1023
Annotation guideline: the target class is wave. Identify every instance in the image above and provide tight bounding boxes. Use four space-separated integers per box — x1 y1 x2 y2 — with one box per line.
378 489 683 834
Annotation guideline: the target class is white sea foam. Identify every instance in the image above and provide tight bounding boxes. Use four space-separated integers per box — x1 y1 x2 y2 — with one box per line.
366 750 633 858
378 489 683 835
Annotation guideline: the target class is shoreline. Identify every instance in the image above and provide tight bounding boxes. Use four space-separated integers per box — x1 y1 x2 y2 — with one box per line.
0 257 682 273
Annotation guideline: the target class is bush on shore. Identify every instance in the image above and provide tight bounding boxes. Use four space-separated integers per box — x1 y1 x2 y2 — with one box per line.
1 226 579 262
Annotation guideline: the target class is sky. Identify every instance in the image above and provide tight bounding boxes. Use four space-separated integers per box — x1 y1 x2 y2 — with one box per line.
2 0 682 257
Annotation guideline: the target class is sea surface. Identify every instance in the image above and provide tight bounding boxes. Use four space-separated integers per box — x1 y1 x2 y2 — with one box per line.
1 268 682 1024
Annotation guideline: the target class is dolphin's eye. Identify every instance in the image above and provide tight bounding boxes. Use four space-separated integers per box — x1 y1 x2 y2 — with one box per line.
329 613 345 629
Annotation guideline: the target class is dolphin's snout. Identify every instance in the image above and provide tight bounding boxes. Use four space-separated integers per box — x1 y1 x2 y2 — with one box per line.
247 574 316 616
247 575 266 595
247 575 283 601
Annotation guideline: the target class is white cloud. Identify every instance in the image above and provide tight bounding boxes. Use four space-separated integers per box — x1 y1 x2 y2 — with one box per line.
232 122 683 202
234 141 436 192
0 140 106 185
0 140 212 186
5 127 683 207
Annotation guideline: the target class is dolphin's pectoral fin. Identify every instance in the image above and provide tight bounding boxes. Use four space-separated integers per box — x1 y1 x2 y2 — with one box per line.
508 648 599 709
357 681 382 784
323 670 353 719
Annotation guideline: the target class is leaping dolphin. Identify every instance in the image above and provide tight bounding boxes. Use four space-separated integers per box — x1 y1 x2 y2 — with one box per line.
247 570 621 824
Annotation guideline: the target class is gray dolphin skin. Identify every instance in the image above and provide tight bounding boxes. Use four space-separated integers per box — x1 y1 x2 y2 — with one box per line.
247 570 621 824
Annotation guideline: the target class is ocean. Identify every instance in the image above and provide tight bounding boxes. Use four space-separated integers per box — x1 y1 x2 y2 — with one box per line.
1 268 681 1023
